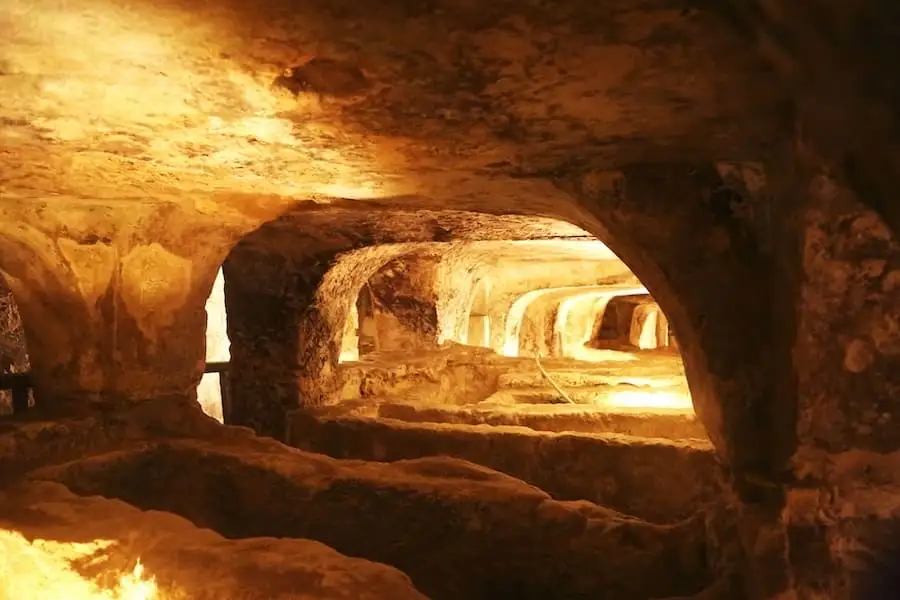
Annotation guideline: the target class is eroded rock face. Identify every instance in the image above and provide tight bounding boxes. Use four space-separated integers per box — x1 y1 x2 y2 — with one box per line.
777 162 900 597
290 413 723 524
0 0 785 202
32 437 721 600
0 480 427 600
562 163 780 489
367 255 441 352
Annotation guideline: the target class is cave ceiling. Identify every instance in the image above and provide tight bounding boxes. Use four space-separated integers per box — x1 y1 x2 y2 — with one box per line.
236 207 622 263
0 0 787 226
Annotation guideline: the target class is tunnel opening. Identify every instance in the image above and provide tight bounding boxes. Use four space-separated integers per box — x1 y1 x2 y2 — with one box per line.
281 217 716 532
592 293 677 352
330 233 697 433
196 267 231 424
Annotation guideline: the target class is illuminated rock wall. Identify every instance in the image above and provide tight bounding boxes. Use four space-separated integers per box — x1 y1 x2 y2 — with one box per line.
367 256 441 353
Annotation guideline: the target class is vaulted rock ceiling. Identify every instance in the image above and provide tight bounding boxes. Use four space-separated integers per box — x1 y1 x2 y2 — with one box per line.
1 0 785 210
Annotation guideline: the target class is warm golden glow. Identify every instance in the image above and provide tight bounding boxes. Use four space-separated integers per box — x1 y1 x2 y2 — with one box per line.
567 345 639 363
504 286 647 356
497 240 618 261
555 292 611 358
0 529 159 600
598 389 693 411
1 0 392 199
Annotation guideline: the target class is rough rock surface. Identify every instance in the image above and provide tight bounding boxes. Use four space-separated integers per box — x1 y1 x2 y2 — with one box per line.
0 480 428 600
325 400 708 439
367 255 442 352
290 413 723 523
222 228 618 436
30 435 722 600
337 344 691 409
0 0 783 202
4 0 900 597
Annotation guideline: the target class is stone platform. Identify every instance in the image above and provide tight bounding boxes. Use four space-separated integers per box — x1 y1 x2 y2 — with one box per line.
290 410 722 523
23 420 727 600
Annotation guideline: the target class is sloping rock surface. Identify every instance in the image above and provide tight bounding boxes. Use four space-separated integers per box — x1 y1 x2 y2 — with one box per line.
31 435 717 600
0 480 428 600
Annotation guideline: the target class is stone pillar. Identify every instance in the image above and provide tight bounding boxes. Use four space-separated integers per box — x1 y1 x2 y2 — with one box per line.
564 164 791 597
628 302 660 349
339 301 360 362
367 255 441 353
223 246 329 438
0 223 226 416
466 277 491 348
224 238 413 439
655 309 670 349
558 294 612 356
466 315 490 347
517 306 548 358
777 158 900 599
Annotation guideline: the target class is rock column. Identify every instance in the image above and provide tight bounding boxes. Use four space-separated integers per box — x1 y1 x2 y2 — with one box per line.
0 205 234 416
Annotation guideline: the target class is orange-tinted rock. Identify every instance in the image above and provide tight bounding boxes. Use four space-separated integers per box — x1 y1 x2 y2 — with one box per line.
0 480 428 600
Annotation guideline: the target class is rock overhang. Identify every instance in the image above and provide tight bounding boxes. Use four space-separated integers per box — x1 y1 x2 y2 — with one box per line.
1 0 785 212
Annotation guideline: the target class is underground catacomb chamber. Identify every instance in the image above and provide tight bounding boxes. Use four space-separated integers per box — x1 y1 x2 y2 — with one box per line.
3 0 899 595
326 237 699 441
0 211 730 599
275 225 718 530
197 214 721 528
7 0 900 600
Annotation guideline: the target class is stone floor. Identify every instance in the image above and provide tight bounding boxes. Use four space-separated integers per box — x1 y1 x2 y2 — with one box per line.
297 344 715 524
336 343 699 439
0 346 737 599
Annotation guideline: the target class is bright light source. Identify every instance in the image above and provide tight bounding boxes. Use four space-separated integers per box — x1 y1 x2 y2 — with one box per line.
598 389 693 411
504 286 647 357
0 529 160 600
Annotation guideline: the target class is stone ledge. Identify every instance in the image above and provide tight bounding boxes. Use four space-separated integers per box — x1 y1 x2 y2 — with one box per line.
353 400 708 439
289 410 723 523
30 436 720 600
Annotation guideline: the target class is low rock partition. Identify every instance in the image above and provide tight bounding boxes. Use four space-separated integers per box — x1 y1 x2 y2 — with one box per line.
290 411 723 523
31 436 725 600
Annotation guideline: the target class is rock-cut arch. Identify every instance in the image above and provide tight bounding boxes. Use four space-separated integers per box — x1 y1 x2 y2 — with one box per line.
503 284 647 357
465 277 492 348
